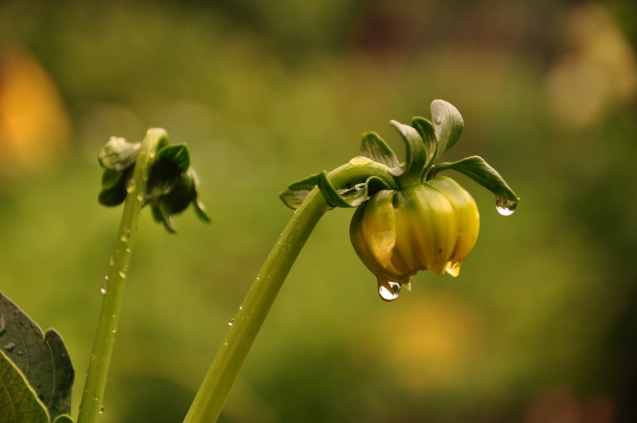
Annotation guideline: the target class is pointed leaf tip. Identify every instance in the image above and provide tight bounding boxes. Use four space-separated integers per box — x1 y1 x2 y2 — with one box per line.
430 100 464 160
360 132 399 168
429 155 519 204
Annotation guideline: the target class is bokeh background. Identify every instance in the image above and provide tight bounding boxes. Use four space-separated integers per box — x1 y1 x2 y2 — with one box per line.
1 0 636 422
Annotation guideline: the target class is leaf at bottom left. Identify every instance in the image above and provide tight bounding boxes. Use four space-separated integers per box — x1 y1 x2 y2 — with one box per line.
0 348 49 423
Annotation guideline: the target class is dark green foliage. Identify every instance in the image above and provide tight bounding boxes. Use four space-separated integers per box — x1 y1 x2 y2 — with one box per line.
0 292 74 422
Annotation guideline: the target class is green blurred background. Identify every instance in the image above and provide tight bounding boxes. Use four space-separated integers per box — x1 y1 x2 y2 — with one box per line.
1 0 636 422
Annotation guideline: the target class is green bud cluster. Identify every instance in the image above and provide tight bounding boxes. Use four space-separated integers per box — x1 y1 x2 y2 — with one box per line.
97 131 210 232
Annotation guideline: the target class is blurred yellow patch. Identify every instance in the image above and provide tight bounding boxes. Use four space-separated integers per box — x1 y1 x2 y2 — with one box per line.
0 48 71 174
545 3 637 130
374 292 488 393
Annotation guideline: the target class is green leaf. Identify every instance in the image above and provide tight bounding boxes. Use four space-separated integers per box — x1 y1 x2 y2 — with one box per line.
52 416 74 423
429 155 519 203
192 201 212 223
360 132 399 168
146 159 182 200
411 117 436 169
98 169 131 207
0 292 74 421
98 137 141 171
316 172 391 208
279 173 320 210
157 144 190 173
430 99 464 160
0 350 49 423
390 120 427 186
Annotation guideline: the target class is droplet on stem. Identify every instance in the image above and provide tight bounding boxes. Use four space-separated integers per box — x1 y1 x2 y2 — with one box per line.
378 281 401 302
495 197 518 216
228 319 234 326
100 283 107 294
99 405 105 414
126 179 136 193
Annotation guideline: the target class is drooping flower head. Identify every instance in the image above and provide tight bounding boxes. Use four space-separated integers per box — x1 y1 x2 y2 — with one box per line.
280 100 518 301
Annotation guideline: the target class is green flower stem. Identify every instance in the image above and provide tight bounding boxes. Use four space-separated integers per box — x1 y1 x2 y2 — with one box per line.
183 163 372 423
78 129 166 423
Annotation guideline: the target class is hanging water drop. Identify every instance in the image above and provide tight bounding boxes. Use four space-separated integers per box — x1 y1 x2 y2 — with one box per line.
495 197 518 216
118 269 127 278
137 192 144 202
228 319 234 326
101 283 107 294
378 281 401 302
99 405 105 414
109 257 115 266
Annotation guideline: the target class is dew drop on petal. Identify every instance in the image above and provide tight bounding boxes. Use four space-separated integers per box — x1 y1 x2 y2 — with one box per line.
228 319 234 326
434 116 442 124
496 197 518 216
378 281 401 302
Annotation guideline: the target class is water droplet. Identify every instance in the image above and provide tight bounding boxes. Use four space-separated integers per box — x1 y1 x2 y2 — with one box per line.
434 116 442 124
495 197 518 216
17 350 23 356
109 256 115 266
104 275 109 281
239 306 243 310
101 283 107 294
4 342 15 352
118 269 127 278
149 151 156 159
126 179 136 193
99 405 105 414
228 319 234 326
120 233 129 242
378 281 401 302
136 192 144 202
223 341 228 346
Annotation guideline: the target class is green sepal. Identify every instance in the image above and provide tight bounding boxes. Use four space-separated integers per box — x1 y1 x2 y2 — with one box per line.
150 168 210 233
390 120 427 186
0 291 74 421
52 416 74 423
430 99 464 161
98 168 132 206
98 137 141 171
192 200 212 223
157 144 190 173
411 117 436 169
428 155 519 203
0 350 49 423
146 159 182 201
317 172 392 208
360 132 399 168
279 173 321 210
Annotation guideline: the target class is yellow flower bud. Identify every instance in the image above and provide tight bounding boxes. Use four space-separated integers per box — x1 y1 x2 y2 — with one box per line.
350 176 479 300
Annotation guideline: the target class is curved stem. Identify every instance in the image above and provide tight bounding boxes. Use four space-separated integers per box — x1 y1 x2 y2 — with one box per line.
77 129 166 423
183 189 329 423
183 165 367 423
